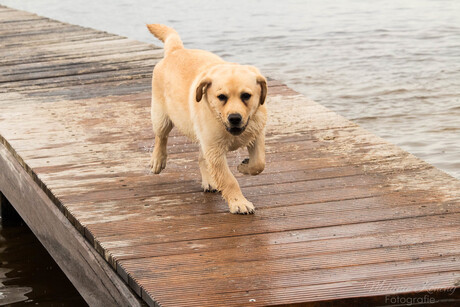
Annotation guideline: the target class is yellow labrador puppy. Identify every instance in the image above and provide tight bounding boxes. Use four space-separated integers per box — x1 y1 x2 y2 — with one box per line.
147 24 267 214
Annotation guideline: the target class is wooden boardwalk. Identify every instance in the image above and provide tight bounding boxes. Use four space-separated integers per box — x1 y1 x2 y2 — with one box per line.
1 5 459 306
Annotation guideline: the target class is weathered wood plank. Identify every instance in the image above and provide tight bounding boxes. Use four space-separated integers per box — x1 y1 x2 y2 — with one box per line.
141 268 460 307
0 32 119 49
0 60 159 83
106 213 460 260
83 199 458 247
1 50 161 77
122 241 459 297
0 41 157 66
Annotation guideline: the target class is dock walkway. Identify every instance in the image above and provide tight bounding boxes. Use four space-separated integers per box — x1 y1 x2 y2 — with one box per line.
1 5 459 306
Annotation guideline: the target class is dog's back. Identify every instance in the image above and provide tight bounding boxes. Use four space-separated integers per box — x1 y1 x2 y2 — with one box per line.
147 24 223 138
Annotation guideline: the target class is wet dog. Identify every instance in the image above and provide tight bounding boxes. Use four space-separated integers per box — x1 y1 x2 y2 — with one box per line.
147 24 267 214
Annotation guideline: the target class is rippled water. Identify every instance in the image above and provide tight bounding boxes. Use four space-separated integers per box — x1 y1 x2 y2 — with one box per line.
0 217 87 306
0 0 459 304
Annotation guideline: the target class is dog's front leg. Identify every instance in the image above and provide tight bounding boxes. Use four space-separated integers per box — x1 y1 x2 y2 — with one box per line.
199 149 218 193
238 133 265 175
204 147 255 214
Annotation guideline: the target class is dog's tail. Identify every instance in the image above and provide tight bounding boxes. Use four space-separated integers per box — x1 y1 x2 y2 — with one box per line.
146 24 183 56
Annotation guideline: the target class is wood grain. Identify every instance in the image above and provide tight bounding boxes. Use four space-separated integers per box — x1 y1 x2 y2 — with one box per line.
0 4 459 307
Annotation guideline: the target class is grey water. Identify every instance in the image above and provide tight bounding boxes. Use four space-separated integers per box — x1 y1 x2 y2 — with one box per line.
0 207 87 306
1 0 459 305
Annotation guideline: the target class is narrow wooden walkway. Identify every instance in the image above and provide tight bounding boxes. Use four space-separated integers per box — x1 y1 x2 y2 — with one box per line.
1 5 459 306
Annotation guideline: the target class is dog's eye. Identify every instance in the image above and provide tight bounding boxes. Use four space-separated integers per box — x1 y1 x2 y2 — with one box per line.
241 93 251 101
217 94 228 102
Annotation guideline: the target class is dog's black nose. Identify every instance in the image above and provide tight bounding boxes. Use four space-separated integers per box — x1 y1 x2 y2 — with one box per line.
228 113 242 126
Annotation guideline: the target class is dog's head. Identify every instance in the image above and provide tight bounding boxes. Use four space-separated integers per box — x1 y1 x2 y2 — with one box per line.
195 64 267 136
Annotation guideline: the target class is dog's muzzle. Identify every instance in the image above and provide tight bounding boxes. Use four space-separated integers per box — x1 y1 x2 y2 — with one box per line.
226 113 248 136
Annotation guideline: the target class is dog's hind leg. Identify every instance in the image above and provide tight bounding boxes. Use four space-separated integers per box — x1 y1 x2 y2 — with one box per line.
149 93 173 174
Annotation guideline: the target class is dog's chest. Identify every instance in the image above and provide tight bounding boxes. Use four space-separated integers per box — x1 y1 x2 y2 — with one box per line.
227 133 255 152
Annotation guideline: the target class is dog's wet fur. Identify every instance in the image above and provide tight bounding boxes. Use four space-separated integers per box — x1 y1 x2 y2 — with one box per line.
147 24 267 214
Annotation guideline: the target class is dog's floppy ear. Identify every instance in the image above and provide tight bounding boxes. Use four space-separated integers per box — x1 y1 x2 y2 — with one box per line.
248 66 267 105
257 75 267 105
196 78 212 102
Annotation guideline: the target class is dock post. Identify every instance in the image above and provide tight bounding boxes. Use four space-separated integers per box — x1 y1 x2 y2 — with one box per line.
0 191 23 226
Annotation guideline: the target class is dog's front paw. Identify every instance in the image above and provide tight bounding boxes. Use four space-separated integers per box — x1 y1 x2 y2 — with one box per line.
201 176 218 193
149 155 167 174
228 198 255 215
202 183 218 193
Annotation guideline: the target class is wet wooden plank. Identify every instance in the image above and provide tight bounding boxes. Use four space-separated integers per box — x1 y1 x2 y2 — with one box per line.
105 213 460 260
142 268 460 307
0 5 459 307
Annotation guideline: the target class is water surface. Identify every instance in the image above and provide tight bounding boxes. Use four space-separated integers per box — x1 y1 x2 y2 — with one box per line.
0 218 87 306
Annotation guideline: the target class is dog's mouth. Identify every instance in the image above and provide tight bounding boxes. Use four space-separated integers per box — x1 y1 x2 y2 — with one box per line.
227 126 245 135
225 119 249 136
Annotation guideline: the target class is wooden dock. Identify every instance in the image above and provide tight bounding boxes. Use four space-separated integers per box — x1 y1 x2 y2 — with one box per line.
1 5 459 306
